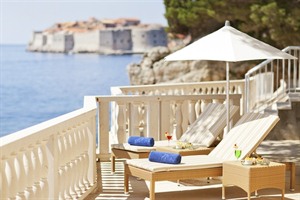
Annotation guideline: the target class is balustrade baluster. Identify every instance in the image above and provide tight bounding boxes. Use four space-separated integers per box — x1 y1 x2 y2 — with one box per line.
23 147 34 199
77 125 87 192
15 150 26 199
58 166 66 200
1 158 8 199
82 123 91 188
31 144 43 200
57 135 66 199
116 102 126 143
130 102 140 136
139 103 146 136
192 100 199 118
64 130 73 199
68 127 78 198
73 127 83 196
188 100 197 126
6 155 17 199
38 141 49 199
174 101 183 140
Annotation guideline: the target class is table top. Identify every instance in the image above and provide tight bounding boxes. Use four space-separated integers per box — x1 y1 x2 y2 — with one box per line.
224 160 286 168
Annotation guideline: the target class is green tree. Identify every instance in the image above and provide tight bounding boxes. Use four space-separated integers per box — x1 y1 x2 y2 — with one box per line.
164 0 300 48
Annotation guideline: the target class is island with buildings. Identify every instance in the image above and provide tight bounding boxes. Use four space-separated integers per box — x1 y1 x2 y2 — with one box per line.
27 17 168 54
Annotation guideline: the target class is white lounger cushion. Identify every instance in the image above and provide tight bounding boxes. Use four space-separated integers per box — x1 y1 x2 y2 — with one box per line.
111 140 207 152
126 155 221 172
209 112 279 161
179 103 239 146
111 143 156 152
126 112 279 172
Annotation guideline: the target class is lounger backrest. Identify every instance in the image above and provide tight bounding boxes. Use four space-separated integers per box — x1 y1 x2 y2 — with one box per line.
208 112 279 161
179 103 240 147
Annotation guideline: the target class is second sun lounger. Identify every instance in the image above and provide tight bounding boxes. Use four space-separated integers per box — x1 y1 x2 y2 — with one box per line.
124 112 280 200
111 103 240 172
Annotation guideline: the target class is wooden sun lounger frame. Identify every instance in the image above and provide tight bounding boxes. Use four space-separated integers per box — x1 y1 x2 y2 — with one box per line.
124 164 222 200
123 113 280 200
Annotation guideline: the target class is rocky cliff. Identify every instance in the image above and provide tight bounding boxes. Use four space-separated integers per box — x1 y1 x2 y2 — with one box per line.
127 46 252 85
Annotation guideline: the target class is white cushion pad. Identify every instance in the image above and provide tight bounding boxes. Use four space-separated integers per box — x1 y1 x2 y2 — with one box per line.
111 140 207 153
126 155 221 172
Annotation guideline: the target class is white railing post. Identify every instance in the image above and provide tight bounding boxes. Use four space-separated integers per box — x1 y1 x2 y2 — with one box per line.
98 101 110 160
174 100 183 140
146 99 160 140
116 102 127 144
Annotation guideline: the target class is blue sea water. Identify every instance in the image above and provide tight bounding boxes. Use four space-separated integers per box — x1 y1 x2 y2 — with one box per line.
0 45 142 137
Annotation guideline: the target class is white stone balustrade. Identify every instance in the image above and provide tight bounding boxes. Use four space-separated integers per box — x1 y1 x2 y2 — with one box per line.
111 80 245 114
0 106 97 200
96 94 241 160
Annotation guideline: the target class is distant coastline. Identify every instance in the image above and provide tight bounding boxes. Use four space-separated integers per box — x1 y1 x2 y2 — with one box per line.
27 17 168 55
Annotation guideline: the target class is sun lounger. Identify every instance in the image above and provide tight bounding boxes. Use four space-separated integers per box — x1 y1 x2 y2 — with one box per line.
124 112 279 200
111 103 240 172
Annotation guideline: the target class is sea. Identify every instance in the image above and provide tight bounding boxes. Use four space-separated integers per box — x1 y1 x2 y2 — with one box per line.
0 45 142 137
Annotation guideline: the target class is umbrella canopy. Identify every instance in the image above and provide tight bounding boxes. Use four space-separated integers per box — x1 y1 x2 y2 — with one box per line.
164 20 296 134
165 21 295 62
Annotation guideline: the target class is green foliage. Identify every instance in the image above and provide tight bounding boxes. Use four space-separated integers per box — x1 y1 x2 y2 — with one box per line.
164 0 300 48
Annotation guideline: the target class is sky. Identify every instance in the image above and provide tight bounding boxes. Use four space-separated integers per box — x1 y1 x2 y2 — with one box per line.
0 0 167 44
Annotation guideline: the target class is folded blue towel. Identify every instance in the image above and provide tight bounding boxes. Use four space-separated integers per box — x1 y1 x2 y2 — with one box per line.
148 151 181 164
128 136 155 147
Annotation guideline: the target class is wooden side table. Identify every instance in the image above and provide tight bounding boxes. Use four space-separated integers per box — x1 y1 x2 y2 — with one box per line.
222 161 286 200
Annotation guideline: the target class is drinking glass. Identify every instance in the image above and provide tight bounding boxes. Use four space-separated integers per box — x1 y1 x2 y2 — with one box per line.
165 132 172 146
234 149 242 160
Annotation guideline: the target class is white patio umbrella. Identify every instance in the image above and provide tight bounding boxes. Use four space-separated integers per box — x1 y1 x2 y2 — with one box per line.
165 20 296 134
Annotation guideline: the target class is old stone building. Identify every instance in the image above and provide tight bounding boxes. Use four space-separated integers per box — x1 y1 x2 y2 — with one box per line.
27 18 167 54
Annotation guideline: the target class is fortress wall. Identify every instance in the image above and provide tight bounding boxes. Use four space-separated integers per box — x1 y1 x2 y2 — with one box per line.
131 27 167 53
112 29 132 51
27 23 168 54
29 32 46 51
99 29 113 52
42 34 54 51
99 29 132 53
46 33 74 53
73 31 100 53
65 34 74 52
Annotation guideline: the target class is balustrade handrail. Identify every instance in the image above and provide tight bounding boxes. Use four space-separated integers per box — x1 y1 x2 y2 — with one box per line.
112 79 245 95
245 46 300 77
245 46 300 113
0 107 95 153
96 93 241 102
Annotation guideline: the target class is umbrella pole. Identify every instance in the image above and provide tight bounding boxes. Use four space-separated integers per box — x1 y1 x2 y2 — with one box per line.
226 62 230 135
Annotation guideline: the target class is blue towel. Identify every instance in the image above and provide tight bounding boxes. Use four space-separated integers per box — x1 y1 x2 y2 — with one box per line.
148 151 181 164
128 136 155 147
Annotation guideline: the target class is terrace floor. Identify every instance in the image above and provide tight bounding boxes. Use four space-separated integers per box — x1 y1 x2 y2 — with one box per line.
86 140 300 200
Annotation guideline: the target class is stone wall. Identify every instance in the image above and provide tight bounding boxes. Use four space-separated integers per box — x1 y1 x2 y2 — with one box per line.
73 31 100 53
28 25 167 54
